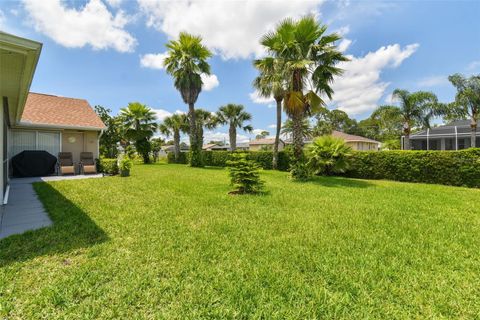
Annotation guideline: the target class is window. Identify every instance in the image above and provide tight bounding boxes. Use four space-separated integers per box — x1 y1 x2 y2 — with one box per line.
11 130 61 157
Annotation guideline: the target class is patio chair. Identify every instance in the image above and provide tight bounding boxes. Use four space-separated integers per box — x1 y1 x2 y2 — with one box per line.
58 152 75 175
79 152 97 174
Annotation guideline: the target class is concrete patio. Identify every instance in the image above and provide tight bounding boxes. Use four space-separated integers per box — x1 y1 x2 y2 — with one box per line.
0 174 103 239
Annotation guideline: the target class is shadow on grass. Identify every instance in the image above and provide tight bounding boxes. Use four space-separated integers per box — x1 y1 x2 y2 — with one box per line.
0 182 108 267
308 175 374 188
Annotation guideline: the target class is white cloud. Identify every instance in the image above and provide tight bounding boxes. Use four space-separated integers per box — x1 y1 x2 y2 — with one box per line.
0 9 5 28
268 124 277 129
152 108 184 121
22 0 136 52
331 43 419 115
338 39 352 52
252 128 268 135
418 75 448 87
249 90 275 104
137 0 324 59
467 60 480 71
383 93 398 104
140 52 168 69
202 131 249 143
201 74 219 91
105 0 123 7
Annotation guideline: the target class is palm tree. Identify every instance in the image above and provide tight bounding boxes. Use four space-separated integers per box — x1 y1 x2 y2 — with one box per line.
260 16 348 179
163 32 213 167
158 113 188 162
120 102 158 163
391 89 439 150
253 57 286 169
447 74 480 148
216 104 253 151
194 109 219 148
281 118 313 140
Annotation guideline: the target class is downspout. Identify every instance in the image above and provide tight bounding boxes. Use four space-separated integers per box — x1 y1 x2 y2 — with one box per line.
426 128 430 150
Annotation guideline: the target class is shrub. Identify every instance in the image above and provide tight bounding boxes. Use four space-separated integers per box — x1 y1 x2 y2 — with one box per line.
119 157 133 177
226 153 265 194
345 148 480 188
307 136 352 175
97 158 119 175
166 150 291 171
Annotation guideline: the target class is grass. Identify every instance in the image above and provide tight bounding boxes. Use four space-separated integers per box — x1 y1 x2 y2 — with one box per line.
1 163 479 319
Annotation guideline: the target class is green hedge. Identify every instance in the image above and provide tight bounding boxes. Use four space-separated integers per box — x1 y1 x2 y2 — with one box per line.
97 158 119 175
345 149 480 188
167 151 291 171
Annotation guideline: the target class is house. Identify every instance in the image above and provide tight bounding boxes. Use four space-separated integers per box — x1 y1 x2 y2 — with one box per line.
162 144 189 153
249 138 285 151
405 120 479 150
330 130 380 151
202 142 250 151
0 32 104 204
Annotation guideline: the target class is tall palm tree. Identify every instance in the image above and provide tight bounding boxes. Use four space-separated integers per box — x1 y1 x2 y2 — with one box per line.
260 16 348 179
120 102 158 163
253 57 286 169
216 104 253 151
447 74 480 148
163 32 212 167
391 89 439 150
194 109 219 148
159 113 188 162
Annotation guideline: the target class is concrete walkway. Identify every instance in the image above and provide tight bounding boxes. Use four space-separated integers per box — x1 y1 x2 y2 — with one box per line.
0 174 103 239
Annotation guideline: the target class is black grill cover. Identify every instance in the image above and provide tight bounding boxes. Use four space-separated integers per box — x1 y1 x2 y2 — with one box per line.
11 150 57 177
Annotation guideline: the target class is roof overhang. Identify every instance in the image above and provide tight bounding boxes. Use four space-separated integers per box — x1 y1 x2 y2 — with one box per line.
0 32 42 124
15 121 105 131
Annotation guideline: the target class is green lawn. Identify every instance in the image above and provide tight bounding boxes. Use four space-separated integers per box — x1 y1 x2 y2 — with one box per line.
1 164 479 319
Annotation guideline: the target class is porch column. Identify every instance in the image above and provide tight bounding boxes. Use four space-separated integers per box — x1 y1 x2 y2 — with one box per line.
440 138 445 151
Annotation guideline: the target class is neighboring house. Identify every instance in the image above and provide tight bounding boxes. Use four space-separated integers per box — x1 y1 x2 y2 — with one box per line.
0 32 104 204
162 144 189 153
405 120 480 150
202 142 250 151
330 131 380 151
249 138 285 151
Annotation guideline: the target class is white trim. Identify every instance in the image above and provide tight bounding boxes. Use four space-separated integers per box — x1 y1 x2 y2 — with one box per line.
16 122 105 131
3 184 9 205
426 128 430 150
455 126 458 150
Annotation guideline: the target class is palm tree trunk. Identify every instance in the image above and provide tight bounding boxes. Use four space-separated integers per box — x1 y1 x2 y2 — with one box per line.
188 102 201 166
471 117 477 148
272 97 282 170
292 112 305 162
174 130 180 162
229 125 236 151
403 123 411 150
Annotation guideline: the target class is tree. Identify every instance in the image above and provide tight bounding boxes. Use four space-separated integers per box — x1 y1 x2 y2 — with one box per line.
194 109 219 148
164 32 213 167
260 16 348 179
281 118 313 140
253 57 286 169
94 105 121 158
119 102 158 163
255 130 270 140
150 137 164 162
307 135 352 176
356 105 403 142
313 108 358 136
446 74 480 148
216 104 253 151
158 113 188 162
226 153 265 194
391 89 439 150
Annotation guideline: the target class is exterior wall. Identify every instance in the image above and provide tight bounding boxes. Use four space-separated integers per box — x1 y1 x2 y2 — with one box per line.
346 141 379 151
84 131 99 159
0 100 4 204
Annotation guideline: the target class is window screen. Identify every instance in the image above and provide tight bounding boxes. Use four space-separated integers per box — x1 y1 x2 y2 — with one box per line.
11 131 36 157
38 132 60 156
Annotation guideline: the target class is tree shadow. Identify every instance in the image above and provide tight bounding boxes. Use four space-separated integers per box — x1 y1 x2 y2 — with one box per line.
307 175 375 188
0 182 108 267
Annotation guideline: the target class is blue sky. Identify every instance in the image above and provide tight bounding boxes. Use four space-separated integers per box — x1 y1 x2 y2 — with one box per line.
1 0 479 142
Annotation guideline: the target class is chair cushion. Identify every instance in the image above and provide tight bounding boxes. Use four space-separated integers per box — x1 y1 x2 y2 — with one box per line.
83 165 97 173
61 166 75 174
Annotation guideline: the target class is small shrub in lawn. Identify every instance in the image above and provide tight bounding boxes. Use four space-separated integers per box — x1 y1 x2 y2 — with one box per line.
226 153 265 194
97 157 119 175
119 157 133 177
307 136 352 176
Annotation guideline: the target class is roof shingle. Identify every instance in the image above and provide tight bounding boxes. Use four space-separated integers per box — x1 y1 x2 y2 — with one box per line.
20 92 105 130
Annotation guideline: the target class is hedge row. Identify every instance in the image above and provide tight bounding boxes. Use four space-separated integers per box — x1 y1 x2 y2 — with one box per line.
345 149 480 188
97 158 119 175
167 151 291 171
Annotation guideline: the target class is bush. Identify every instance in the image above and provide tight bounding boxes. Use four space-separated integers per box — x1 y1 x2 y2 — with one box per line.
226 153 265 194
307 136 352 175
97 158 119 175
345 148 480 188
166 150 291 171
